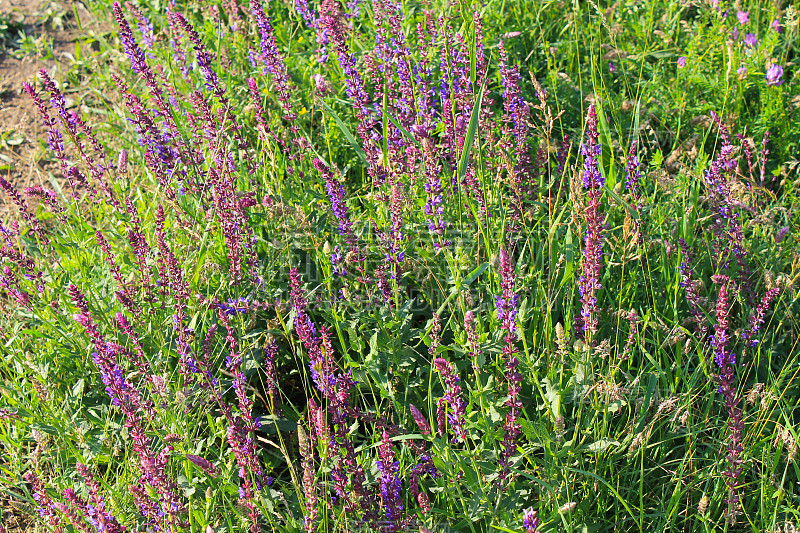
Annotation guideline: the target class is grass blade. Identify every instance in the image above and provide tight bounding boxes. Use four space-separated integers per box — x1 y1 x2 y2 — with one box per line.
458 82 485 182
320 100 369 167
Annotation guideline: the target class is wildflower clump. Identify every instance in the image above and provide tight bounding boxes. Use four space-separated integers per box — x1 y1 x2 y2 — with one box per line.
0 1 795 532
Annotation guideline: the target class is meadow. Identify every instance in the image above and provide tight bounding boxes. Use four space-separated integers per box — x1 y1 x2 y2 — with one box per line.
0 0 799 531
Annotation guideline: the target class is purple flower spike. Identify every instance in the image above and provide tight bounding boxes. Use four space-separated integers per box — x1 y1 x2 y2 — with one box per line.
385 181 405 266
299 422 318 533
251 0 299 130
495 246 522 480
743 288 780 347
217 311 263 532
263 339 281 414
114 2 147 74
744 33 757 47
295 0 315 26
523 508 541 533
71 282 184 529
581 105 603 189
409 404 431 436
126 1 154 50
433 357 466 442
376 430 403 530
624 141 641 199
498 41 532 222
315 159 353 236
578 105 604 337
320 0 384 181
186 454 217 475
23 472 62 528
766 64 784 86
495 248 520 334
464 310 482 372
677 56 687 69
737 65 747 80
710 275 744 521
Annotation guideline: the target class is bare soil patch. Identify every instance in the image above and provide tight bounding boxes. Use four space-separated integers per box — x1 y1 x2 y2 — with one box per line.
0 0 108 219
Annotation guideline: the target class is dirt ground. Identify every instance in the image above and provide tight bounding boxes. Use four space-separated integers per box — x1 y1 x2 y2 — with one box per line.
0 0 106 219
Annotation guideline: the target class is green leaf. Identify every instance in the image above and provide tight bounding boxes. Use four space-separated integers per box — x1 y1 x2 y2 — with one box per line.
457 82 485 182
595 103 616 188
463 261 490 286
561 227 574 288
634 374 658 434
319 100 368 166
631 98 642 146
71 378 84 397
542 377 561 417
604 184 640 220
585 438 620 453
256 414 298 433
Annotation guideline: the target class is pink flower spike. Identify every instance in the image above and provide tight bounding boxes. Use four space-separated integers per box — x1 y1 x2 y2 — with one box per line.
186 454 217 475
408 404 431 435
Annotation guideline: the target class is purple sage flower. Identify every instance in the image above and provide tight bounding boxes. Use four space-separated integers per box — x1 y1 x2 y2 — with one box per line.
376 430 403 529
320 0 383 181
315 159 353 236
408 404 431 436
186 454 217 475
263 339 281 413
312 73 329 94
289 269 377 517
578 105 604 337
295 0 315 26
498 40 532 222
217 311 263 531
765 64 784 86
72 463 127 533
742 288 781 347
624 141 642 199
251 0 302 140
126 1 155 50
298 423 318 533
495 246 522 480
737 65 747 80
70 286 184 529
433 357 466 442
23 472 62 528
464 310 481 372
523 508 541 533
710 275 744 520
